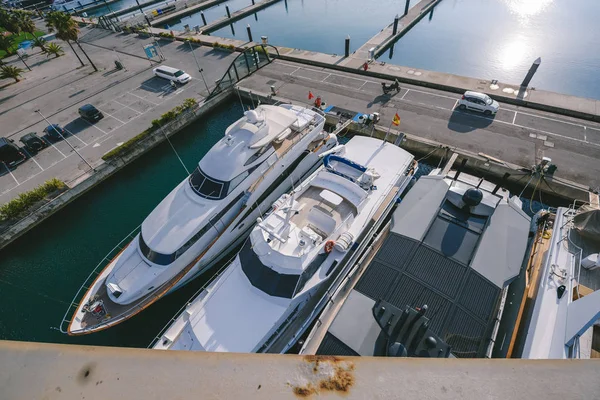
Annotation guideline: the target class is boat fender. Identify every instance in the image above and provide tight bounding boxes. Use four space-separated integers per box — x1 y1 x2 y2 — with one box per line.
324 240 335 253
334 232 354 252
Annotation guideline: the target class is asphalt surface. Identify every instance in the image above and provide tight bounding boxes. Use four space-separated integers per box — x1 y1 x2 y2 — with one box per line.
240 60 600 191
0 26 237 205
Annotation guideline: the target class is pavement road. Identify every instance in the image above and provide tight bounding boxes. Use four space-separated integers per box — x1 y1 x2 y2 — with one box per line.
0 26 237 205
239 60 600 191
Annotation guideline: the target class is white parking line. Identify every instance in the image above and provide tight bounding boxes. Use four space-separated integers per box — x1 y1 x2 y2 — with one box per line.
79 117 109 135
45 139 67 158
321 73 331 82
516 109 593 129
452 99 458 109
512 111 518 125
127 91 159 106
97 108 125 124
401 89 410 100
63 129 88 146
21 148 44 171
3 162 19 184
113 99 143 115
584 126 587 141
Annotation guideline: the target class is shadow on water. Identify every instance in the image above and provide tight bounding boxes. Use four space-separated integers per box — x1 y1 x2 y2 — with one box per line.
447 109 494 133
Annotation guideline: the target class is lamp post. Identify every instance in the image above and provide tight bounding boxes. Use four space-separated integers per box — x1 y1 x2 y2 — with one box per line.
35 110 94 171
187 40 210 93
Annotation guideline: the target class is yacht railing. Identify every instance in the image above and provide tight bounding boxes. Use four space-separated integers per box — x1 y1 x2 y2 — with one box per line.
267 173 414 353
147 250 243 348
58 225 142 334
560 199 589 301
247 113 321 194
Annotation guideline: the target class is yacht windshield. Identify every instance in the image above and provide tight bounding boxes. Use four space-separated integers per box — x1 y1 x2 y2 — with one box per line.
240 240 299 298
189 167 226 199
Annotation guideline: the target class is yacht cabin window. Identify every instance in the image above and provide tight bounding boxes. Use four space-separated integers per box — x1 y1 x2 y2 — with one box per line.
189 167 226 199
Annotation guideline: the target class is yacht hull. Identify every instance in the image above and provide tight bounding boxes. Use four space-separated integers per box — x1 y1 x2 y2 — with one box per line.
62 133 337 335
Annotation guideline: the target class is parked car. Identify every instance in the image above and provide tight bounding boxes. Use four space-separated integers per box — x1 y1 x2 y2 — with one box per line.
153 66 191 84
43 124 67 141
457 91 500 115
20 132 48 153
0 137 27 168
78 104 104 122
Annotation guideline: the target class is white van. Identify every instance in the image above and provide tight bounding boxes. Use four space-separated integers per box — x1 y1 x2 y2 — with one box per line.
153 66 191 84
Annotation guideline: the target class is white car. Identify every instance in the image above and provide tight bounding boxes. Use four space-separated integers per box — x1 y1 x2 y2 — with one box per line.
457 91 499 115
153 66 191 84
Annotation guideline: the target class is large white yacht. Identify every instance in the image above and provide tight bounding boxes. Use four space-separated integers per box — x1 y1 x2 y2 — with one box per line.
62 104 338 335
519 202 600 359
151 136 416 353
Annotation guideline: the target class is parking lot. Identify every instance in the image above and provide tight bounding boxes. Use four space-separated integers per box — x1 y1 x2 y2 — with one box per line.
242 60 600 190
0 27 237 204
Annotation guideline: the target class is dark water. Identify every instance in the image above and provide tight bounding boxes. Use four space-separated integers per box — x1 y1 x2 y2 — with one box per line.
209 0 416 54
383 0 600 100
0 100 244 348
164 0 256 30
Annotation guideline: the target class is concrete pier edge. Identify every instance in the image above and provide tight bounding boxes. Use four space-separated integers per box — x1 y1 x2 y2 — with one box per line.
234 85 592 204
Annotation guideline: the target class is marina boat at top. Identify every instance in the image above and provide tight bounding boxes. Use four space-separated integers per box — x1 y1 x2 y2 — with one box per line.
519 202 600 359
151 136 416 353
61 104 338 335
299 164 533 358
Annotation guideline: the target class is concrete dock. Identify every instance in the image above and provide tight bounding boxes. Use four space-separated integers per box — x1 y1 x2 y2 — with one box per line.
235 59 600 196
148 0 227 27
150 0 283 30
343 0 441 63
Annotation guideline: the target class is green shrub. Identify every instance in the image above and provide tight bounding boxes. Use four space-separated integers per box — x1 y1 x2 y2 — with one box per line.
102 99 199 161
0 178 66 221
158 32 175 39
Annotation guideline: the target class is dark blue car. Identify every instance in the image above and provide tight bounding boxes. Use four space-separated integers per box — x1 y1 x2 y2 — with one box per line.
43 124 67 141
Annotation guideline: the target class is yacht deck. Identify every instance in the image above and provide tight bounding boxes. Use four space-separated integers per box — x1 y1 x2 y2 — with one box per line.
291 186 357 237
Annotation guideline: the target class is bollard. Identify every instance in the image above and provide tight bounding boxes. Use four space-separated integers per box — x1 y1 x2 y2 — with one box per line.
201 11 207 25
404 0 410 15
521 57 541 87
344 36 350 58
393 14 399 35
226 5 231 18
247 24 253 42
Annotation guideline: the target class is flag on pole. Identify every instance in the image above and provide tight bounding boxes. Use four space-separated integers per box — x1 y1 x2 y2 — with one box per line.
308 91 314 100
392 113 400 126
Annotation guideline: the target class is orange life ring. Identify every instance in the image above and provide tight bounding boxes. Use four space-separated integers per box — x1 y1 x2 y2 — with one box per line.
324 240 335 253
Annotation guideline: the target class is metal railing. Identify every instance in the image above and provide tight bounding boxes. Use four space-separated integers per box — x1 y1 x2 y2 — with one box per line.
58 224 141 334
559 199 589 302
207 44 279 100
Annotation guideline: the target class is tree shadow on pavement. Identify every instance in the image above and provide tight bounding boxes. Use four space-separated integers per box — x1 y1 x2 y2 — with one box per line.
447 110 494 133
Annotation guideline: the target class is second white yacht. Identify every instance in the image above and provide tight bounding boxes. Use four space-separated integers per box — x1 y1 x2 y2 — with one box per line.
62 104 337 335
152 136 416 353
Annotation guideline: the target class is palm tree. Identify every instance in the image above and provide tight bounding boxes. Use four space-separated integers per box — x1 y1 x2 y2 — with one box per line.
46 42 64 58
0 65 24 82
15 12 36 40
32 36 47 53
1 12 21 36
45 11 97 71
0 34 14 56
